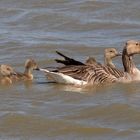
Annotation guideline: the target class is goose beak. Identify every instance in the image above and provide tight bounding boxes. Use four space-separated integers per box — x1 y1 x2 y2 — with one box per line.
39 68 50 73
35 67 49 73
35 67 40 71
11 72 17 76
117 51 122 56
36 68 50 73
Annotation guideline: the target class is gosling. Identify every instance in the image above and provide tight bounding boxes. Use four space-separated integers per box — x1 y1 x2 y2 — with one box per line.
0 64 16 84
13 59 38 81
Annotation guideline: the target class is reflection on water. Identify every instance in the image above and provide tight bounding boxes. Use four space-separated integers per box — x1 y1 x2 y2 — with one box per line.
0 0 140 139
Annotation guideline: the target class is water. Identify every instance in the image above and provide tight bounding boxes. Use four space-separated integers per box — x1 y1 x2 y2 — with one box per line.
0 0 140 139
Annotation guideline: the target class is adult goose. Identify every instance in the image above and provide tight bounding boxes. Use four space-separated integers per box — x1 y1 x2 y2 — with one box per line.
55 48 121 68
0 64 16 84
13 59 38 81
37 40 140 86
55 48 124 78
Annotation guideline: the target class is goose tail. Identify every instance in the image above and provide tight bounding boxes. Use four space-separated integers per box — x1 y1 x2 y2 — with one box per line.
38 68 87 86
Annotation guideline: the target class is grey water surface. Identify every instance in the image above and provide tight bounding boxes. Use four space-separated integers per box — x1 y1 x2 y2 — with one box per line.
0 0 140 139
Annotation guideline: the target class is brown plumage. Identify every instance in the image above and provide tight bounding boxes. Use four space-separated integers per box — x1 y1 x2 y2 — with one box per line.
55 48 124 78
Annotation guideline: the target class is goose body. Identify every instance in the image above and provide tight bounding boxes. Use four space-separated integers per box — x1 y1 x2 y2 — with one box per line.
55 48 124 79
117 68 140 83
39 64 117 86
39 68 87 85
56 48 124 79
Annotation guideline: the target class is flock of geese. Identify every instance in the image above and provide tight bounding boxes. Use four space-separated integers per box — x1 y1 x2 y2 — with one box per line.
1 40 140 87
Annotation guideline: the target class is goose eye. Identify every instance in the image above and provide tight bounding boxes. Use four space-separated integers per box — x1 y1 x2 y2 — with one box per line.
7 68 10 71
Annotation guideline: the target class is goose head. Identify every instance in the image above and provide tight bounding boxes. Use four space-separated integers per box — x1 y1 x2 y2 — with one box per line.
124 40 140 56
104 48 121 68
24 59 38 72
105 48 121 59
85 57 97 65
23 59 39 80
0 64 16 76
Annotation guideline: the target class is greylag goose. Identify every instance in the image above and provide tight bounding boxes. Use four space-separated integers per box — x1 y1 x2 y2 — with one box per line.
13 59 38 81
55 48 121 68
0 64 16 84
37 40 140 86
55 48 124 78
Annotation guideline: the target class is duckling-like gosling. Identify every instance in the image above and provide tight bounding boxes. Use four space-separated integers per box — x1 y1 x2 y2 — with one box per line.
14 59 39 81
0 64 16 84
85 57 97 65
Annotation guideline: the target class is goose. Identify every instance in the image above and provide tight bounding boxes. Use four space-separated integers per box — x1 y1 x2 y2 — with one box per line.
55 48 124 78
0 64 16 84
37 40 140 86
55 48 121 68
12 59 38 81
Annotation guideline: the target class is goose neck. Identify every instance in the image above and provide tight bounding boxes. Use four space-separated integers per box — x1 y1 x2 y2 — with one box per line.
104 57 115 68
122 48 136 74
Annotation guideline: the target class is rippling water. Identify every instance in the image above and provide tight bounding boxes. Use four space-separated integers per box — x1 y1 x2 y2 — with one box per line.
0 0 140 139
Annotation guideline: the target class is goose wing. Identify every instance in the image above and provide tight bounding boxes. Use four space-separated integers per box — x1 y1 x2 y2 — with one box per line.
54 65 117 84
101 66 124 78
55 51 124 78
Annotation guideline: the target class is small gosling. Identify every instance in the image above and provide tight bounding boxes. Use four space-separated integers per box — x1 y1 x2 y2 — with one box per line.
13 59 38 81
0 64 16 84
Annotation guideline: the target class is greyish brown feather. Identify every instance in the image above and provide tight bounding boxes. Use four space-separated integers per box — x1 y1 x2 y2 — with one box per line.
54 65 117 84
55 49 124 79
